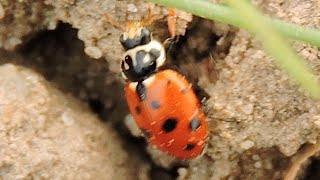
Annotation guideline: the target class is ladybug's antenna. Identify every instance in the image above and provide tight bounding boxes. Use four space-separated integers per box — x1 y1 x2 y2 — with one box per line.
140 6 161 27
140 7 177 38
105 14 126 32
105 6 177 41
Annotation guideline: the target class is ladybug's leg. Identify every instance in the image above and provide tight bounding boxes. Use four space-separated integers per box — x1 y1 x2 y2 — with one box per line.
141 5 161 27
163 8 179 51
168 8 176 38
163 37 177 52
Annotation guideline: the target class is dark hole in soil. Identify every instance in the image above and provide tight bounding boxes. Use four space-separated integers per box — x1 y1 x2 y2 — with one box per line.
150 166 177 180
14 22 180 179
88 98 105 114
302 157 320 180
169 18 220 65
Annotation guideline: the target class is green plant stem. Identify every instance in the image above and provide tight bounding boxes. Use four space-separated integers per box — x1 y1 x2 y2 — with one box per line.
149 0 320 97
149 0 320 47
224 1 320 97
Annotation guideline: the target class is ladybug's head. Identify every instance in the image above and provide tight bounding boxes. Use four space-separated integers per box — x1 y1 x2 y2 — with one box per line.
105 13 165 82
120 28 166 82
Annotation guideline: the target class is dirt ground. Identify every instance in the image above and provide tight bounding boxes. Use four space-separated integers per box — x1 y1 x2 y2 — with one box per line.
0 0 320 179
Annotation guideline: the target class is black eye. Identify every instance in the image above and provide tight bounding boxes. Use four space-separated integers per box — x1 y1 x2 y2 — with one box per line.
125 55 132 64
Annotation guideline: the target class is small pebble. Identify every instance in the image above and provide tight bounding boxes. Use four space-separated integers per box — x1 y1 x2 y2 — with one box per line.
37 115 46 124
291 16 302 24
241 104 254 115
254 161 262 168
48 20 58 30
240 140 254 150
314 119 320 128
127 4 138 12
9 143 17 149
5 37 22 49
85 46 103 59
177 168 188 180
62 111 74 126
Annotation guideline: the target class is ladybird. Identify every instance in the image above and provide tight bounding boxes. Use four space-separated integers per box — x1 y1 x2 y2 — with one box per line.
115 16 209 160
105 9 208 160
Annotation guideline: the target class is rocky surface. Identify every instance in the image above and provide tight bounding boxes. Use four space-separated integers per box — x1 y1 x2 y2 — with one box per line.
0 63 143 179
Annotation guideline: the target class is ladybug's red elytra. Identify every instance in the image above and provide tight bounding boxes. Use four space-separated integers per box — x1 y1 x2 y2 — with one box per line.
111 10 208 160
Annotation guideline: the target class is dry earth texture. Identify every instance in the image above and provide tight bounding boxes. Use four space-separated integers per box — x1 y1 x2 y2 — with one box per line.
0 0 319 179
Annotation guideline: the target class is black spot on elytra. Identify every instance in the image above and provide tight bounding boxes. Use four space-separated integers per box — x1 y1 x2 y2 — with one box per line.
137 82 147 101
167 80 171 85
141 128 152 138
151 101 160 109
162 118 178 133
189 117 201 131
125 55 133 66
184 143 195 151
135 106 141 114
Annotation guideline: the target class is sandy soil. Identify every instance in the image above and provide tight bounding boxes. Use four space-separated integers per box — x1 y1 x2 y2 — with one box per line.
0 0 319 179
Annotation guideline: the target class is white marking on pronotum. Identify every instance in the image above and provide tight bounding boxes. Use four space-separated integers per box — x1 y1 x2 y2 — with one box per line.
143 54 151 63
129 82 138 90
143 75 155 87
